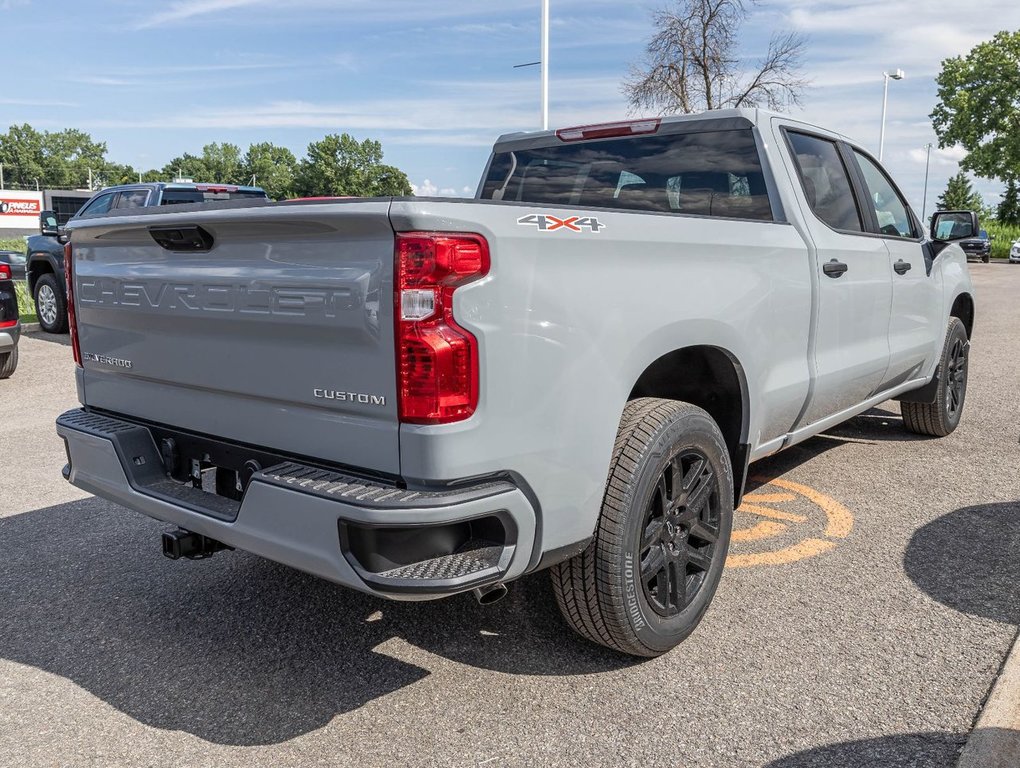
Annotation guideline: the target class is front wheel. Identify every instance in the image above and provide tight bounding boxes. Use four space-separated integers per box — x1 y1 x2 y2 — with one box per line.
982 254 991 263
901 318 969 437
34 273 68 334
550 398 733 657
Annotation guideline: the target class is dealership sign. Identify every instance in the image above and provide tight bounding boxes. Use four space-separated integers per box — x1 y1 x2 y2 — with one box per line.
0 198 41 216
0 191 44 230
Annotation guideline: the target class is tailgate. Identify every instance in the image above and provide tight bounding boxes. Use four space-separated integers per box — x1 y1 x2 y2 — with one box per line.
69 200 400 474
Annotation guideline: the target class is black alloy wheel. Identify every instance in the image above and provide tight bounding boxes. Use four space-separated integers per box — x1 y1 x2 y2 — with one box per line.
640 449 720 617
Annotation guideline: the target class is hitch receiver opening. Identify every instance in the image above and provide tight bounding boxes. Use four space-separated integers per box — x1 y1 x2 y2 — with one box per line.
161 529 231 560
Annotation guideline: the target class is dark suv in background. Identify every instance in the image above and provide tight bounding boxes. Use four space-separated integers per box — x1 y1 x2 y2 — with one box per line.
958 228 992 263
26 182 267 332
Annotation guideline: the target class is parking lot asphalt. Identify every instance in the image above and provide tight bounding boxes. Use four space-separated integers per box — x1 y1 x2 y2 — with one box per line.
1 264 1018 768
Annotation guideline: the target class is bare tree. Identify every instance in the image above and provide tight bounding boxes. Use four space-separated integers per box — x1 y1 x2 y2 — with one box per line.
625 0 807 115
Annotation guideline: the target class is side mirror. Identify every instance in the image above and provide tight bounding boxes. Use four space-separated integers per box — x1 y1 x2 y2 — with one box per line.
39 210 59 237
930 210 978 242
56 227 70 245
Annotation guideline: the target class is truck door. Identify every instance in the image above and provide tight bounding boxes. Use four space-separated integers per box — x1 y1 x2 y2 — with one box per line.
779 128 893 427
848 148 943 388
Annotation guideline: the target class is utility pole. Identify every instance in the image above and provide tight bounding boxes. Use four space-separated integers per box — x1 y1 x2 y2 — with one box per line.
0 163 4 190
921 142 933 221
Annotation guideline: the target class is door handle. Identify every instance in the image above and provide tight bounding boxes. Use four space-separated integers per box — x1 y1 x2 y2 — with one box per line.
822 259 849 278
893 259 912 275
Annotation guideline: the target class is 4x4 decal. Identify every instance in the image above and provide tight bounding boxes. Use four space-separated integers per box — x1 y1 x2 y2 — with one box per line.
517 214 606 233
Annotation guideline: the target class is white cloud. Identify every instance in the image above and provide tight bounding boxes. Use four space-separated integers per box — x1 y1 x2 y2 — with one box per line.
907 145 967 168
136 0 264 29
411 179 468 198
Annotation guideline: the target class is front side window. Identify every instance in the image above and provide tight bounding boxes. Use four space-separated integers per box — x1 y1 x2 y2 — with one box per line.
79 193 115 217
852 150 918 239
480 128 774 221
786 132 863 232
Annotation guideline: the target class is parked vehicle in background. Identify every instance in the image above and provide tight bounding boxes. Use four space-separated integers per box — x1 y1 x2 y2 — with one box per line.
958 228 992 263
0 260 20 378
26 182 268 333
0 249 26 281
1009 238 1020 263
56 110 976 658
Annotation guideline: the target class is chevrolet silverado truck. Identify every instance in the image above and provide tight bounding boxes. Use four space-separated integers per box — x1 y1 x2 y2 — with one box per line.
26 182 267 333
55 110 976 657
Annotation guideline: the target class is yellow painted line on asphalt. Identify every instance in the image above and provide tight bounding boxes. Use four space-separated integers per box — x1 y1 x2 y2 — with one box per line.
764 477 854 539
730 520 787 542
727 538 837 568
738 503 809 524
726 477 855 568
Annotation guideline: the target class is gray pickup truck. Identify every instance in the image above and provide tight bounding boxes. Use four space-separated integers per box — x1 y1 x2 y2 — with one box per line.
26 182 267 333
56 110 976 657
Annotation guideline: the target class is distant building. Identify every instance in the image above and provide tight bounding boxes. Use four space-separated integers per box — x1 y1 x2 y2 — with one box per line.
0 188 93 239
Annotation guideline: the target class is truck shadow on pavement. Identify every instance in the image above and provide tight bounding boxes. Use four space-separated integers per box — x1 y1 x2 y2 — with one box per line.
22 330 71 347
764 731 966 767
905 501 1020 625
0 497 633 746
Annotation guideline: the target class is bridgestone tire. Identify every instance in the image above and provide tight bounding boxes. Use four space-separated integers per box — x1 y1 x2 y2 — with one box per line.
34 273 68 334
0 346 17 379
550 398 734 657
901 317 969 437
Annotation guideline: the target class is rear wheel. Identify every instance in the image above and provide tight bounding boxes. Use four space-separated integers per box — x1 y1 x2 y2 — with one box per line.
0 346 18 379
550 398 733 657
34 273 68 334
902 318 969 437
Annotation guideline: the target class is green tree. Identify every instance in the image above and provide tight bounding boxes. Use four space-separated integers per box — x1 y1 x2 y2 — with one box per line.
936 171 984 212
997 180 1020 225
242 142 298 199
97 162 141 187
0 124 108 188
931 31 1020 183
295 134 412 197
161 143 244 184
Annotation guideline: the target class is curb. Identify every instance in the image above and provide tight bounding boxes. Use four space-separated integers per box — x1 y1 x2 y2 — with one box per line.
958 629 1020 767
21 322 40 333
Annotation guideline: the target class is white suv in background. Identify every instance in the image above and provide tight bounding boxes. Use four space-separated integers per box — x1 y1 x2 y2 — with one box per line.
1009 238 1020 263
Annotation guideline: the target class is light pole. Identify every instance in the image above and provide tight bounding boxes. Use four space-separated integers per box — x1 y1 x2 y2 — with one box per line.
879 68 904 161
512 0 551 130
921 142 934 221
541 0 549 130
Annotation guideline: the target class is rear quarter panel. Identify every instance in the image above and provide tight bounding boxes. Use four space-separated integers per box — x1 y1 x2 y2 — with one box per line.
391 200 813 554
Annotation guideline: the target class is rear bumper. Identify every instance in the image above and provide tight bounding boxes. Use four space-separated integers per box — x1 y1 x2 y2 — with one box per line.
0 324 19 352
56 408 538 601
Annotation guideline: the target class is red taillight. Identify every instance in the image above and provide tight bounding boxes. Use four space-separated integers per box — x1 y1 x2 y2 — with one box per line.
0 263 11 280
65 243 81 367
395 232 490 424
194 185 237 193
556 118 661 142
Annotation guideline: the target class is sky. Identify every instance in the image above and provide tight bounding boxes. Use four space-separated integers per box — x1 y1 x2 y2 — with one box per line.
1 0 1018 214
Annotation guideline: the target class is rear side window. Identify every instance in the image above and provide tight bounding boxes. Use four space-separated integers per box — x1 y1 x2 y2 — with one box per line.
852 150 918 239
786 132 863 232
480 129 773 221
114 190 149 209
